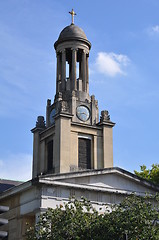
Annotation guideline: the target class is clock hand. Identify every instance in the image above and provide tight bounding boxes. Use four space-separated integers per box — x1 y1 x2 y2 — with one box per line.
81 112 87 116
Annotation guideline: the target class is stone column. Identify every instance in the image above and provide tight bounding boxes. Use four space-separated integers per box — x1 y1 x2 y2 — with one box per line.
61 49 66 91
93 135 97 169
31 116 46 178
103 126 113 168
86 55 89 93
72 48 77 91
46 99 51 127
82 50 86 92
56 52 60 93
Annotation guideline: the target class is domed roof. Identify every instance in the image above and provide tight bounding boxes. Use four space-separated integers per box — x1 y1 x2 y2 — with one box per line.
54 24 91 49
58 24 87 41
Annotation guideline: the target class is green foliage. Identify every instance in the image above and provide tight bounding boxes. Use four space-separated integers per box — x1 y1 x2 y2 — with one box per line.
104 194 159 240
134 164 159 185
26 194 159 240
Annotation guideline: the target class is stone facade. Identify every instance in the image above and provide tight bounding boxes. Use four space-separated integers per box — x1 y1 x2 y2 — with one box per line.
0 168 159 239
32 114 114 177
31 22 115 179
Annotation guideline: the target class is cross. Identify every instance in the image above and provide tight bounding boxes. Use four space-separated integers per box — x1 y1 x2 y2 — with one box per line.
69 9 76 25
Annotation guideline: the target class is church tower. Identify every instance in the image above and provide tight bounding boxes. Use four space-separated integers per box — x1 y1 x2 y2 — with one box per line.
31 10 115 178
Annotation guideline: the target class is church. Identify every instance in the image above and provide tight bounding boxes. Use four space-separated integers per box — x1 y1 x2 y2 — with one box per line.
0 10 159 240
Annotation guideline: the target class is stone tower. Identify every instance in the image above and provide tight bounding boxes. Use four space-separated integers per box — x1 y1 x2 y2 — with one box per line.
31 13 115 178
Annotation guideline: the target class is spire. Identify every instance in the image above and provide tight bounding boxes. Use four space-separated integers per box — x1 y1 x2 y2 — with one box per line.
69 9 76 25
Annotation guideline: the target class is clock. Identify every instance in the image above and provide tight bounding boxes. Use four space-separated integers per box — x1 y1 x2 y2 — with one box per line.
49 108 56 124
76 105 90 122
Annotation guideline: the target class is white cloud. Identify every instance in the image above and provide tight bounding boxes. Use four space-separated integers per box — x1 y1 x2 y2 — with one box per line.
95 52 130 77
152 25 159 33
146 25 159 36
0 153 32 181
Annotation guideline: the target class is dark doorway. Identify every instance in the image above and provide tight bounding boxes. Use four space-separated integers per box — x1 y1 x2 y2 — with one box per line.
78 138 91 169
47 140 53 172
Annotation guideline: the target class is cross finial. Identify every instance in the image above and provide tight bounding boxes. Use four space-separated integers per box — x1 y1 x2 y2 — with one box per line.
69 9 76 25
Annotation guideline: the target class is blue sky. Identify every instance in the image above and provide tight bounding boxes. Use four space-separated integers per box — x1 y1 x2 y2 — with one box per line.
0 0 159 181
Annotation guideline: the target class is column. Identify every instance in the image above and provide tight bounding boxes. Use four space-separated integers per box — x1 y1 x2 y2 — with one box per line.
93 135 97 169
56 52 60 93
103 126 113 168
61 49 66 91
82 50 86 92
72 48 77 91
86 55 89 93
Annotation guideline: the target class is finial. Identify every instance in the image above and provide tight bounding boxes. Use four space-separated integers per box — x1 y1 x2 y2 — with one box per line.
69 9 76 25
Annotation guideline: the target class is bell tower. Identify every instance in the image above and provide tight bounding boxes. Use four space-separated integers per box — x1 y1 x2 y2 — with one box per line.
31 11 115 178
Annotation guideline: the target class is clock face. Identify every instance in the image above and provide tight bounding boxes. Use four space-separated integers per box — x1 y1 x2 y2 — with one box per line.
49 108 56 124
76 105 90 122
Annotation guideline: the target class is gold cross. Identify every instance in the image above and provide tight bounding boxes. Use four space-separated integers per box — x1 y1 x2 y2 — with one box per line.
69 9 76 24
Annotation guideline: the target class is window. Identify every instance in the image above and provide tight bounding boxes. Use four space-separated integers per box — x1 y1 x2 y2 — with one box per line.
47 140 53 172
78 138 91 169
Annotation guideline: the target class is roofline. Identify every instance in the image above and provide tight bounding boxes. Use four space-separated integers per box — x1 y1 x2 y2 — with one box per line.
0 179 32 200
54 37 91 50
0 179 23 185
0 167 158 200
38 179 148 197
38 167 159 191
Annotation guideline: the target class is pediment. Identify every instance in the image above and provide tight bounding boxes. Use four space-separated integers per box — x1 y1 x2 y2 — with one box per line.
40 167 159 195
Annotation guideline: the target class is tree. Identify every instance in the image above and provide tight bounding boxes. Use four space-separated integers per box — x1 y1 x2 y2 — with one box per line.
103 194 159 240
26 197 99 240
134 164 159 185
26 194 159 240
